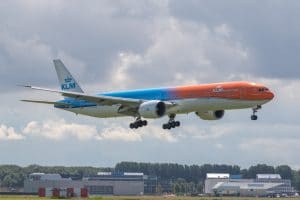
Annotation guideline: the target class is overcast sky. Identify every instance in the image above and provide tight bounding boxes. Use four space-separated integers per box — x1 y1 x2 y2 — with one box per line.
0 0 300 169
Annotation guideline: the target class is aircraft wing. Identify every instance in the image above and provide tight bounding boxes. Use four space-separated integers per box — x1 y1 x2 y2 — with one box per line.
22 85 142 107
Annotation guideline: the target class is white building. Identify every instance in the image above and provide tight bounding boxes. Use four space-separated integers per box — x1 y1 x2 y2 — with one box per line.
204 173 230 194
204 173 296 197
213 181 284 196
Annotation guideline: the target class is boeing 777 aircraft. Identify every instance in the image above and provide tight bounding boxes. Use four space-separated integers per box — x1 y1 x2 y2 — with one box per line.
22 59 274 129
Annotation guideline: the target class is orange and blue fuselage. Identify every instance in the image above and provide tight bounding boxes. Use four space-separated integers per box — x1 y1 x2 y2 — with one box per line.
101 81 274 101
56 81 274 112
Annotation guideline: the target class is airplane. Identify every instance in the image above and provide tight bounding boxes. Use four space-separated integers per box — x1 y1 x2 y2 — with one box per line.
21 59 274 130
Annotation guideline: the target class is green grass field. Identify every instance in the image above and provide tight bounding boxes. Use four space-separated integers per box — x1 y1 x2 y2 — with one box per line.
0 196 300 200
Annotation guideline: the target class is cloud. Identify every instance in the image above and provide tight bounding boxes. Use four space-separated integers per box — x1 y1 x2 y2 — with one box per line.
168 1 300 78
0 30 87 92
0 125 24 140
23 120 99 140
239 137 300 165
110 18 250 89
183 123 235 140
21 119 177 143
141 126 178 143
98 126 142 142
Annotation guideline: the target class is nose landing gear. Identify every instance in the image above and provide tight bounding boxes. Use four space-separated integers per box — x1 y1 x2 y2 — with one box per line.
251 105 261 120
251 114 258 120
162 114 180 129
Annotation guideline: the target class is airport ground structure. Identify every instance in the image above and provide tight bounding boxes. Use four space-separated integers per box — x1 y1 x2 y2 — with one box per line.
2 163 300 197
204 173 296 197
23 171 297 197
24 172 157 197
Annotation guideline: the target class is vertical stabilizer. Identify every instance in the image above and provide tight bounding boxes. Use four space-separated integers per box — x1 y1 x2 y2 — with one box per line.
53 59 84 93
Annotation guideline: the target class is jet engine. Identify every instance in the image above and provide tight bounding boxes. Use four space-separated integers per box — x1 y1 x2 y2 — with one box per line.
195 110 225 120
138 101 166 118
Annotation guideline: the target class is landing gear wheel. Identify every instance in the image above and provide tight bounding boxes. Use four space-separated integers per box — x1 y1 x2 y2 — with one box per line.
162 123 172 129
162 124 167 129
142 120 147 126
129 118 148 129
162 124 168 129
251 115 258 120
137 120 143 127
171 121 176 128
162 114 181 129
129 123 134 129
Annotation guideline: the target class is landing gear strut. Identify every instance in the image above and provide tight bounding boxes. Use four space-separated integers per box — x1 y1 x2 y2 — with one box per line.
162 114 180 129
130 117 147 129
251 105 261 120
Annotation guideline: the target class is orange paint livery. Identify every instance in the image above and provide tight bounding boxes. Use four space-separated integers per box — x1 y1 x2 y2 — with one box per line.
172 81 274 101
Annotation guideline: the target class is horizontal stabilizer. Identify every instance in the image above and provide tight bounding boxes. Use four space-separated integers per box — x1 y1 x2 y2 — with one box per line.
21 99 68 106
21 85 141 106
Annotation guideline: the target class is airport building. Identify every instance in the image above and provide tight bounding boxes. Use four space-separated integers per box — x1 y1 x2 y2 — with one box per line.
24 172 152 196
204 173 296 197
204 173 230 194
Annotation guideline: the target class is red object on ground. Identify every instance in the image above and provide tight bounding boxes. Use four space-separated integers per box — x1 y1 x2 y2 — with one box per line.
67 188 74 197
80 188 88 198
52 188 60 198
38 187 45 197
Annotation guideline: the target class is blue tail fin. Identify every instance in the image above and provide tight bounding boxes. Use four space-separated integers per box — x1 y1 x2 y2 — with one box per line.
53 59 84 93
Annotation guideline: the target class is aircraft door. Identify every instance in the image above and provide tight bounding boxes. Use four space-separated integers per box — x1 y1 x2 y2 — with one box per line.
240 87 246 99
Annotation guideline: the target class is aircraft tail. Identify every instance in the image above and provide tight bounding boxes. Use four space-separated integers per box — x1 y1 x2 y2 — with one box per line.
53 59 84 93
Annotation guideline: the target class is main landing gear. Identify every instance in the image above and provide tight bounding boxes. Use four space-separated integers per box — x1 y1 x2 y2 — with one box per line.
162 114 180 129
129 117 147 129
251 105 261 120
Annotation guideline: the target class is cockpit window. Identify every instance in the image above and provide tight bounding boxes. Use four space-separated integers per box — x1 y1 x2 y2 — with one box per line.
258 88 269 92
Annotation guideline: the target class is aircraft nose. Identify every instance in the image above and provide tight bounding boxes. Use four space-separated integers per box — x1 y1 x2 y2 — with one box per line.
268 91 275 100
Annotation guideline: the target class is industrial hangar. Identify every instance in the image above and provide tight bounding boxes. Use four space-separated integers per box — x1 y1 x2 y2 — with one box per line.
204 173 296 197
24 172 157 197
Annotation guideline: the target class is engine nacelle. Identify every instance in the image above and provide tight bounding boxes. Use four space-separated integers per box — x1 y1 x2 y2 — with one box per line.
138 101 166 119
195 110 225 120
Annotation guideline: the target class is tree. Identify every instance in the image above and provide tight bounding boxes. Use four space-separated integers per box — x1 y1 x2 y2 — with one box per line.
292 170 300 191
2 173 24 187
247 164 275 178
172 183 180 194
275 165 293 180
156 184 162 194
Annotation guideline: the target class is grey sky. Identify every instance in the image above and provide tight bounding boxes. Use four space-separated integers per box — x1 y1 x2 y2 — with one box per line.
0 0 299 168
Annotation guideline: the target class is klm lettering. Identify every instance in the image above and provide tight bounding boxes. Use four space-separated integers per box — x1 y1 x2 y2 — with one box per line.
61 82 76 90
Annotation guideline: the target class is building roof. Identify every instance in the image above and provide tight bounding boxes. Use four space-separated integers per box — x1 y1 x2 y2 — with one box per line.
230 174 242 179
97 172 144 176
256 174 281 179
29 173 70 181
213 181 283 190
206 173 230 179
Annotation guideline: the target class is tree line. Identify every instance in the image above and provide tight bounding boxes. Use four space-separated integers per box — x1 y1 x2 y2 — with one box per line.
0 162 300 191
